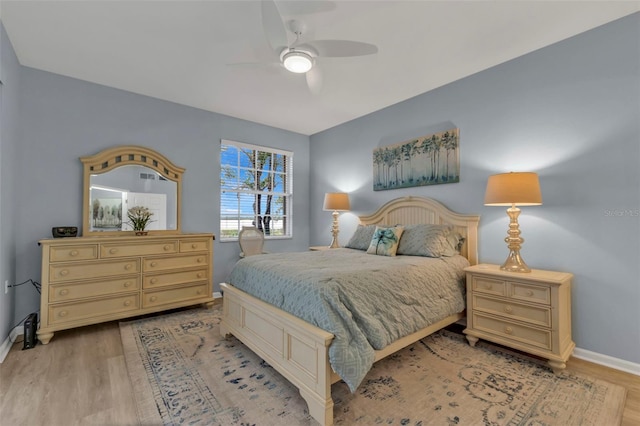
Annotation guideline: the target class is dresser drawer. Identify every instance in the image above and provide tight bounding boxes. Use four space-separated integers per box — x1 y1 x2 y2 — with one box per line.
472 295 551 327
48 294 139 325
508 282 551 305
49 245 98 262
143 283 209 308
100 240 178 258
49 277 140 303
143 268 208 289
49 259 140 282
472 312 552 351
471 276 506 296
143 254 208 272
180 239 210 253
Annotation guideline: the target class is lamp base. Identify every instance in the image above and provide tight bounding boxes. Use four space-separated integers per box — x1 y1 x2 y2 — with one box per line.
500 250 531 273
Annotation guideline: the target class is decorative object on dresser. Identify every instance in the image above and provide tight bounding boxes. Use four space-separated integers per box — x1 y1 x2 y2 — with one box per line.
37 145 215 345
463 264 575 373
126 206 154 235
484 171 542 272
323 192 350 248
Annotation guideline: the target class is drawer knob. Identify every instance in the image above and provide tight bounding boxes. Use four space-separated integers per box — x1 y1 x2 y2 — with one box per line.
504 326 513 335
197 272 204 278
197 289 203 295
124 281 131 288
125 264 133 270
110 248 118 254
151 278 158 284
164 245 171 251
526 290 534 297
59 311 68 318
59 269 69 277
192 243 197 249
484 283 492 290
150 296 157 302
150 261 157 267
69 250 78 257
59 289 69 296
124 300 131 307
197 258 203 263
504 305 513 314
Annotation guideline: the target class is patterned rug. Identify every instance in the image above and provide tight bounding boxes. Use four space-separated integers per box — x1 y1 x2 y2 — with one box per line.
119 306 626 425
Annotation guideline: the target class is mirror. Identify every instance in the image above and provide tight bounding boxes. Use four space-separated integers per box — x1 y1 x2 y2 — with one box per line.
81 146 183 236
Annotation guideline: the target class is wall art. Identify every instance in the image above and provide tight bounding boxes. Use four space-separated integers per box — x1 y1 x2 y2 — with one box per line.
373 128 460 191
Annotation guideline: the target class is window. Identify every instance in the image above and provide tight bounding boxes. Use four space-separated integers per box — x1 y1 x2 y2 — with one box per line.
220 140 293 240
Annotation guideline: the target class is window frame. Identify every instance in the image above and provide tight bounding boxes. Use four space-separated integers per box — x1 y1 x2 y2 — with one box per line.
220 139 293 241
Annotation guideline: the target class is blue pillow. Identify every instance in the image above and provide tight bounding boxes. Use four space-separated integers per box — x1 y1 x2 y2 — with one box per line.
366 226 404 256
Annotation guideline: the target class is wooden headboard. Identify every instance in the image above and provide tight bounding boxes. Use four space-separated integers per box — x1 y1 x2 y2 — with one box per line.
358 196 480 265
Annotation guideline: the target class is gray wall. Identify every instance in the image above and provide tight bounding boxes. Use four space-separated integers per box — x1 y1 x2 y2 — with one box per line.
309 13 640 364
10 66 310 326
0 21 20 344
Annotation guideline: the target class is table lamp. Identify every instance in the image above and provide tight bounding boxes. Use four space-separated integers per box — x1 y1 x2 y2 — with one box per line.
323 192 350 248
484 172 542 273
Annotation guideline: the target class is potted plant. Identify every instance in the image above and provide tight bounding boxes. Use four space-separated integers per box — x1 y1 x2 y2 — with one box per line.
127 206 154 235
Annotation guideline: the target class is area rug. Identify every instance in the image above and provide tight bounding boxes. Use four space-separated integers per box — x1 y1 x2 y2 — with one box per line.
119 306 626 425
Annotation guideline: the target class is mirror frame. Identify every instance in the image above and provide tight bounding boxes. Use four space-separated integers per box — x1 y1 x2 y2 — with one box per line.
81 145 184 236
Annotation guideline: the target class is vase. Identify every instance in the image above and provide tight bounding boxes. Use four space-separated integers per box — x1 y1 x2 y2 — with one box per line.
134 231 148 236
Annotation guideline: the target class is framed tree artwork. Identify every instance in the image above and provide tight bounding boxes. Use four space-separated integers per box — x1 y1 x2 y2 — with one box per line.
373 128 460 191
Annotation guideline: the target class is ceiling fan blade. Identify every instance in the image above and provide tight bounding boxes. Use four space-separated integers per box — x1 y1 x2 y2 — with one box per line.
301 40 378 58
261 0 288 53
306 66 323 95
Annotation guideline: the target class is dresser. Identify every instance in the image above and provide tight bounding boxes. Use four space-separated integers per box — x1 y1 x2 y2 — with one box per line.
38 233 214 344
463 264 574 373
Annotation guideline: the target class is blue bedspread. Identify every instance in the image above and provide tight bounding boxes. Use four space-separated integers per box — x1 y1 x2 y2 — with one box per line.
227 248 468 391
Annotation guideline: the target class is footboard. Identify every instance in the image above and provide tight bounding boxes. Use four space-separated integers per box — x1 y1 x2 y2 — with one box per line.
220 282 335 426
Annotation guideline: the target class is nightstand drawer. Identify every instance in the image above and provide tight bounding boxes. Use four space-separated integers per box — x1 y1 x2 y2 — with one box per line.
471 276 506 296
509 282 551 305
473 295 551 327
473 313 552 351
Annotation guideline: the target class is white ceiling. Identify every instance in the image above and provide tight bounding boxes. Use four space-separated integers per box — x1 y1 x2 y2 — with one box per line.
1 1 639 135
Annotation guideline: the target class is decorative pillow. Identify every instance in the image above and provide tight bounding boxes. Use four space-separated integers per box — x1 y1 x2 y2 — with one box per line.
396 224 464 257
366 226 404 256
345 224 377 250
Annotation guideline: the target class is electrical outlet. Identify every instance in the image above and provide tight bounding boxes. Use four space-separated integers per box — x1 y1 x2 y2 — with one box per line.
4 280 8 294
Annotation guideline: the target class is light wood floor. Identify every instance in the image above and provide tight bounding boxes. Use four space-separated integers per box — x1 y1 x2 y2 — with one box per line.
1 317 639 426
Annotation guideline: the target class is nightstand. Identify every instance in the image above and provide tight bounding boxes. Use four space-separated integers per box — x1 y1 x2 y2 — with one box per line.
463 264 574 373
309 246 331 251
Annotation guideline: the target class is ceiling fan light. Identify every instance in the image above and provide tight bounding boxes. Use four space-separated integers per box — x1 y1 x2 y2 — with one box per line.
283 51 313 73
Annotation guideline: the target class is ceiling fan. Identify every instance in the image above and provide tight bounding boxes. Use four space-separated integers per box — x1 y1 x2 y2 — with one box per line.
259 0 378 93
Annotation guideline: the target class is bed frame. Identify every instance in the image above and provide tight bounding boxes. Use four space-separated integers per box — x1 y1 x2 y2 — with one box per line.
219 196 480 425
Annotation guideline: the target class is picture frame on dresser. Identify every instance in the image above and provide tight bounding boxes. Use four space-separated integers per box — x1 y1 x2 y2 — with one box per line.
37 146 215 345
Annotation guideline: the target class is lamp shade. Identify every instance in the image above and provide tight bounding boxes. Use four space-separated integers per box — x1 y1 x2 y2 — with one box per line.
323 192 350 211
484 172 542 206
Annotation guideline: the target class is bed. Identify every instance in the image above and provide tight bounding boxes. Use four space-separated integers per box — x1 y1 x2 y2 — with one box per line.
219 196 480 425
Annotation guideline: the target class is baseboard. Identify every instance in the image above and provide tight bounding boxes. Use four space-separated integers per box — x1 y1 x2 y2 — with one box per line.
213 291 222 299
0 323 24 363
573 347 640 376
